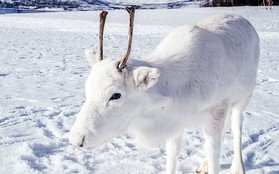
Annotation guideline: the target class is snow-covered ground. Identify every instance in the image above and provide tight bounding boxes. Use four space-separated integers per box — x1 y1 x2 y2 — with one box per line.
0 6 279 174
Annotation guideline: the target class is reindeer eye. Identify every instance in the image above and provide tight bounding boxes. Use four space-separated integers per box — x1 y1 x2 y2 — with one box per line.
109 93 121 101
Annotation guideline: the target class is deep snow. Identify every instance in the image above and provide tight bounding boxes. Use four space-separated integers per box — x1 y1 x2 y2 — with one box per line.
0 6 279 174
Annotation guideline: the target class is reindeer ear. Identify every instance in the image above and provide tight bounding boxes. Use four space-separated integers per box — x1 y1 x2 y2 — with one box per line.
132 67 160 91
85 49 98 66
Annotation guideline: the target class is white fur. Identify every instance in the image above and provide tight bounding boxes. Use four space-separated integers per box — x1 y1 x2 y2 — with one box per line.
69 14 259 174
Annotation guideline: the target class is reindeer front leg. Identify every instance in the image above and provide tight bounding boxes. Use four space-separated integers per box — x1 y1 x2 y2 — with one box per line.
203 131 222 174
198 104 228 174
166 133 183 174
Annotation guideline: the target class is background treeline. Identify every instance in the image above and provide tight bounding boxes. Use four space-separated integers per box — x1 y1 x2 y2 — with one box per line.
0 0 80 9
0 0 278 10
204 0 278 6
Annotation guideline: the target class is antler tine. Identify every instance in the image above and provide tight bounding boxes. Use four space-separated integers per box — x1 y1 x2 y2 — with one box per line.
98 11 108 61
118 6 136 71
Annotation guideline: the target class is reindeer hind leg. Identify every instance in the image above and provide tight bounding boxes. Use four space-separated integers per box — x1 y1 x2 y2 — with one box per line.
230 96 251 174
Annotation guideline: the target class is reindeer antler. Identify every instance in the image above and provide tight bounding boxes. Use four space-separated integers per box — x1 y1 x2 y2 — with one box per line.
98 11 108 61
118 6 136 71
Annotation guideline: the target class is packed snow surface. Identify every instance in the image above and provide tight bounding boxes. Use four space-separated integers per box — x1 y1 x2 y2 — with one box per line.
0 6 279 174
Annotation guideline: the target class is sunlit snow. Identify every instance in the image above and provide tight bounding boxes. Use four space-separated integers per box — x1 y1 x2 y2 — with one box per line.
0 6 278 174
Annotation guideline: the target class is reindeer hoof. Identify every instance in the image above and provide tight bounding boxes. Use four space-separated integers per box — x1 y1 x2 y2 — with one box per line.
195 170 208 174
195 161 208 174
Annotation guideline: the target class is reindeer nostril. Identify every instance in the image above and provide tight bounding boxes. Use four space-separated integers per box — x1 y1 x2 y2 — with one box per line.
79 136 85 148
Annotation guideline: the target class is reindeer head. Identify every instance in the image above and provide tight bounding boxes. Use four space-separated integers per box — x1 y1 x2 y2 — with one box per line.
69 7 161 150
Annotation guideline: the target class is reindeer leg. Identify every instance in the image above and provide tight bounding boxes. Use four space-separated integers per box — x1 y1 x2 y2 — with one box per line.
204 130 222 174
263 0 268 9
270 1 273 10
199 103 228 174
230 97 249 174
166 133 183 174
197 107 231 174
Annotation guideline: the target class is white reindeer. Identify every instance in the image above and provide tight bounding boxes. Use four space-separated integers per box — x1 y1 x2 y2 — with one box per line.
69 7 260 174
